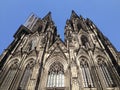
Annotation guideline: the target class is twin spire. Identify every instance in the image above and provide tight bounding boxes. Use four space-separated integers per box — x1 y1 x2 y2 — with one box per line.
42 10 83 21
24 10 84 28
23 10 92 35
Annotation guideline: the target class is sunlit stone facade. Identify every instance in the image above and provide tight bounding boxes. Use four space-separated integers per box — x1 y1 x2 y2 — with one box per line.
0 11 120 90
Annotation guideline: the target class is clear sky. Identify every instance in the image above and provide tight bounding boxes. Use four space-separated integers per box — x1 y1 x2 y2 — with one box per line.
0 0 120 54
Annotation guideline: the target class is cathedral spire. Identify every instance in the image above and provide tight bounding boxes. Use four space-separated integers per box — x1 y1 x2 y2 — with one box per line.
42 12 52 22
70 10 79 19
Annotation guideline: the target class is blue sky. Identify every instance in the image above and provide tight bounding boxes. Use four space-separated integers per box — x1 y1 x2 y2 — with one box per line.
0 0 120 54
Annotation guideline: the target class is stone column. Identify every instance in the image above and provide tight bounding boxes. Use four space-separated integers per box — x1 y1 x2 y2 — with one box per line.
71 66 79 90
72 79 79 90
27 63 40 90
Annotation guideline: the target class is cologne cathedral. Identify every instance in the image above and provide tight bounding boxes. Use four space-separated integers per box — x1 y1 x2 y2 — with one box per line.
0 11 120 90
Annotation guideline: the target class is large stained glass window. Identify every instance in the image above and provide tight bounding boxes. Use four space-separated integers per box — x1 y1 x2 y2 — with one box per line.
47 61 64 88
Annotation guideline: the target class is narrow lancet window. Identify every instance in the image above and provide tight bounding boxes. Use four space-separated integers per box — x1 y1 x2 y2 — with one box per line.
98 59 114 87
18 61 34 90
81 35 89 48
0 62 18 90
77 23 82 30
80 59 94 88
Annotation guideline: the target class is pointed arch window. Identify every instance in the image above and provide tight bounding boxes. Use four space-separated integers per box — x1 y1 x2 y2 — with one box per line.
47 61 64 88
98 58 114 87
38 25 43 33
0 62 18 90
80 59 94 88
18 61 34 90
81 35 89 48
77 23 82 30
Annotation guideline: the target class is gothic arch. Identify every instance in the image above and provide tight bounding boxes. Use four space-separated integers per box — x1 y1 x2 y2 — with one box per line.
94 55 108 64
78 56 91 69
38 56 69 90
79 33 87 43
81 35 88 44
46 61 64 88
0 58 20 78
78 30 94 48
80 35 91 48
18 60 34 90
94 54 115 70
76 54 90 66
18 57 35 90
78 56 94 88
0 57 20 84
94 48 107 58
45 56 68 71
0 60 19 90
21 57 36 69
95 55 115 88
2 57 20 70
78 56 89 62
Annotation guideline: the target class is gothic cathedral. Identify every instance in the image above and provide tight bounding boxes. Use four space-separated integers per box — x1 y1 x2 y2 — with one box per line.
0 11 120 90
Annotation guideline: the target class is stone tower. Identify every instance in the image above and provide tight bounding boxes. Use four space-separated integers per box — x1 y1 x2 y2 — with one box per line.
0 11 120 90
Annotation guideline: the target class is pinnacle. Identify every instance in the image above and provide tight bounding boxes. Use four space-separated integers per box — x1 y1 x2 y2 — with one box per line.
70 10 79 19
42 12 52 22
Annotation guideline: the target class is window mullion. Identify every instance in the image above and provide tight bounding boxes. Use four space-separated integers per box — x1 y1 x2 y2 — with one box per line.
51 73 54 87
85 67 89 87
62 73 64 87
49 73 52 87
0 69 17 90
81 67 86 87
47 74 50 87
56 74 59 87
86 67 93 87
53 73 56 87
47 62 64 88
104 66 113 85
101 66 109 87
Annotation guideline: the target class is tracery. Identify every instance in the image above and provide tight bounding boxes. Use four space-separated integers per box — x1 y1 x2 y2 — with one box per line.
47 61 64 87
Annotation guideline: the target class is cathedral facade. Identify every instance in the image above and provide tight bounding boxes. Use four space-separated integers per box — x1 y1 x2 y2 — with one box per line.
0 11 120 90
